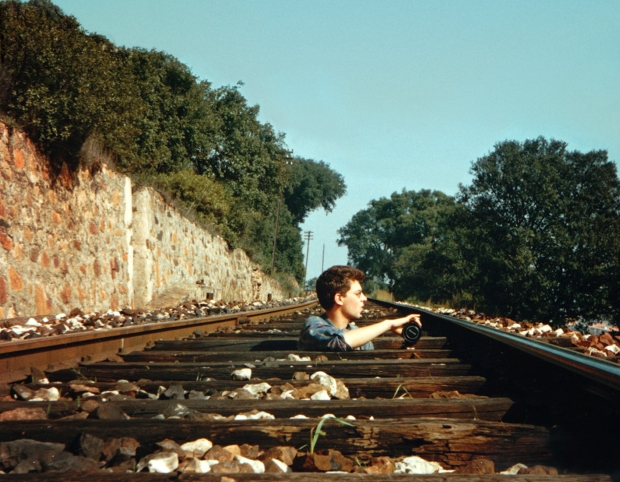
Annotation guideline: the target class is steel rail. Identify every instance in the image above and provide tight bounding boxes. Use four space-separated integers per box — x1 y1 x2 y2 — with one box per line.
0 299 317 383
370 299 620 393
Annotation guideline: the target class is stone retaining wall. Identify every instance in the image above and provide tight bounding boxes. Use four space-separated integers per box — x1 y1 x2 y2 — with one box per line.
0 121 286 318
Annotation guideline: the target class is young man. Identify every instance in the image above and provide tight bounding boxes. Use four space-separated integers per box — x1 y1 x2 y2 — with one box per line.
298 265 421 351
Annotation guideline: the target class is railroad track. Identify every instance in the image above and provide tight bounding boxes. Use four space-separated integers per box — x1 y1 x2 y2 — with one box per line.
0 298 618 480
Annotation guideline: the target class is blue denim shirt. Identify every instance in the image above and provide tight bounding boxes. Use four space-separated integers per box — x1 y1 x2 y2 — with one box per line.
298 314 374 351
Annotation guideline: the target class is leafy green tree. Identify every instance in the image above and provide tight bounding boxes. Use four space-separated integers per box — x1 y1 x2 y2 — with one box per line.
338 189 456 294
0 0 347 287
283 157 346 225
201 84 288 212
0 0 141 173
121 48 217 175
458 137 620 324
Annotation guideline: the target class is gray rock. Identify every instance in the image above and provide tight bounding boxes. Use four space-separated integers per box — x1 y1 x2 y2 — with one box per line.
162 384 185 400
79 433 104 460
92 404 129 420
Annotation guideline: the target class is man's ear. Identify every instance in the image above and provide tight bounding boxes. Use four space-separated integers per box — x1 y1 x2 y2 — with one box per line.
333 292 345 307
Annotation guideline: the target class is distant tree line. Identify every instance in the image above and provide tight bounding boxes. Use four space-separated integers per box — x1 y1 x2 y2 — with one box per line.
339 138 620 326
0 0 346 286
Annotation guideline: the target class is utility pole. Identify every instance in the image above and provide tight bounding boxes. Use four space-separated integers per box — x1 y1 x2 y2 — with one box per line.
270 200 281 275
303 231 313 287
321 243 325 273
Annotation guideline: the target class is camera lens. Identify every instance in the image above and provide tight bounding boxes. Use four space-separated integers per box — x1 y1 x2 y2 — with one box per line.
402 322 421 345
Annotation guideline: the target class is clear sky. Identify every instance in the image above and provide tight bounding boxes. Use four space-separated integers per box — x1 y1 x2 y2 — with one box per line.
54 0 620 281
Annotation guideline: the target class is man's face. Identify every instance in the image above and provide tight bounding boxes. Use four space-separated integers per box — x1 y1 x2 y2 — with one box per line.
338 280 367 320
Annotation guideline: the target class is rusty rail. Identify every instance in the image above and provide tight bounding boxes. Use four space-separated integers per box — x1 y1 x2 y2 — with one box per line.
0 299 317 383
370 298 620 394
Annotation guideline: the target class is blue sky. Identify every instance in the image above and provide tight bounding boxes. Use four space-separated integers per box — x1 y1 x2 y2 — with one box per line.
54 0 620 281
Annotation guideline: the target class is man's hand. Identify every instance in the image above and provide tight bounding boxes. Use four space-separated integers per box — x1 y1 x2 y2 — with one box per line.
389 313 421 336
343 313 422 349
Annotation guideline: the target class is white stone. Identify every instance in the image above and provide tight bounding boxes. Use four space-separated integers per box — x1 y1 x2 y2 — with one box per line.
280 390 295 400
29 387 60 402
539 324 553 334
10 326 34 336
290 414 308 419
500 463 528 474
605 344 620 354
25 318 41 327
394 456 448 474
148 452 179 473
181 438 213 458
310 390 331 401
231 368 252 380
553 328 565 337
310 371 337 397
234 411 275 421
287 354 311 362
243 382 271 397
235 455 265 473
270 458 289 472
181 458 212 473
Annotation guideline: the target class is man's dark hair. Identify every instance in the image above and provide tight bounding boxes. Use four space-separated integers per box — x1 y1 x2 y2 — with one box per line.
316 265 365 310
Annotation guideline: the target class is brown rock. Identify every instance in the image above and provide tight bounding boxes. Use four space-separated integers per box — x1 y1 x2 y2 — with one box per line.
518 464 559 475
431 390 462 398
312 449 354 472
102 437 140 463
0 407 47 421
455 458 495 474
600 333 614 346
80 399 100 413
8 266 24 291
70 384 100 395
211 460 253 473
293 382 325 399
264 458 288 473
0 231 13 251
334 379 350 400
293 371 310 381
92 403 129 420
157 439 186 460
239 443 261 459
60 411 89 420
230 388 255 400
292 453 318 472
205 445 234 463
223 444 241 456
0 276 7 304
79 433 104 460
368 456 395 474
261 446 297 466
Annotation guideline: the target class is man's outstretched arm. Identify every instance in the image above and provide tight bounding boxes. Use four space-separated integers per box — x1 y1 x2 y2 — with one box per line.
343 314 421 349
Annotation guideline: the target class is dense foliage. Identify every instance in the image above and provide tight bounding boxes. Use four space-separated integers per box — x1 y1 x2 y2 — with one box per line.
340 138 620 326
0 0 346 284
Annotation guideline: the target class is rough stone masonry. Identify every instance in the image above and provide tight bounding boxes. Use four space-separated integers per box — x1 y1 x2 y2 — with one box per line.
0 121 286 319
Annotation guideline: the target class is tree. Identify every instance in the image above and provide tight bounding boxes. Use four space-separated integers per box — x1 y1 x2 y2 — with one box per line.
0 0 141 174
283 157 346 225
458 137 620 324
337 189 456 294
